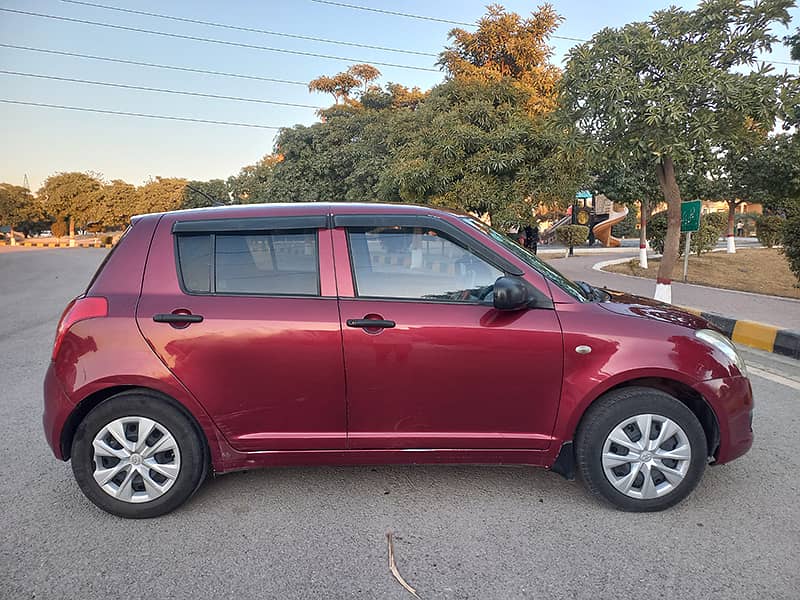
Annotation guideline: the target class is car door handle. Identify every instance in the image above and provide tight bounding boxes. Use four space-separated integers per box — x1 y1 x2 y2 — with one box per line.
153 313 204 324
346 319 395 329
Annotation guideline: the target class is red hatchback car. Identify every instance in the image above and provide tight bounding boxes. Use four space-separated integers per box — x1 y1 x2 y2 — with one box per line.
44 203 753 518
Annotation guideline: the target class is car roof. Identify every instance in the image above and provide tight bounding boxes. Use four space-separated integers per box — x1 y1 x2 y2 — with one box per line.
134 202 467 222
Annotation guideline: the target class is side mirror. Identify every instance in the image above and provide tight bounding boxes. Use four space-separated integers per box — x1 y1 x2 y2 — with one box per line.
493 276 530 311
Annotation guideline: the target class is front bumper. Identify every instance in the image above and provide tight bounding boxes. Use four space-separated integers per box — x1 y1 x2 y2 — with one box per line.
695 375 753 465
43 361 75 460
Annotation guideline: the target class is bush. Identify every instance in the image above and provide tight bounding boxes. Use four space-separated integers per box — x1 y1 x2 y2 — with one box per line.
756 215 784 248
611 207 638 238
556 224 589 247
50 220 67 238
692 211 726 256
647 210 727 256
101 235 113 245
781 215 800 285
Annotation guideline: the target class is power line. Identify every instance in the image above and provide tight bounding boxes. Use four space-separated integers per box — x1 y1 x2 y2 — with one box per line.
0 99 283 129
310 0 589 43
60 0 439 58
311 0 475 27
0 70 322 109
0 7 440 73
0 43 310 87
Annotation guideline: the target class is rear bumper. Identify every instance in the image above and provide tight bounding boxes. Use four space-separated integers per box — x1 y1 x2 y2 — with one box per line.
43 362 74 460
695 375 753 465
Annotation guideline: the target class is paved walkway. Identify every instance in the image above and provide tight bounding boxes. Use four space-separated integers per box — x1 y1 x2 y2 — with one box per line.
543 251 800 331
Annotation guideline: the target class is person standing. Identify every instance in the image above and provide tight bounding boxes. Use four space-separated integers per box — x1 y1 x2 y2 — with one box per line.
524 224 540 255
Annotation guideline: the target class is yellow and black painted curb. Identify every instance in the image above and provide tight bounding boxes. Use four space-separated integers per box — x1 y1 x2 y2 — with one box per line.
1 240 114 248
682 306 800 360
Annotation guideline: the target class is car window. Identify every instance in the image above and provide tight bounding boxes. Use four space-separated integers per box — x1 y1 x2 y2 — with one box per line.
177 234 212 293
177 230 319 296
347 226 503 302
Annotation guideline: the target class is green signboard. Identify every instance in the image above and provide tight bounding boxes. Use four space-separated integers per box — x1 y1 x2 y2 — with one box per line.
681 200 701 233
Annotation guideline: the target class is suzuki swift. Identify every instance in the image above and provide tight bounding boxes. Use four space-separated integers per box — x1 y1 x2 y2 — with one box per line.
44 203 753 518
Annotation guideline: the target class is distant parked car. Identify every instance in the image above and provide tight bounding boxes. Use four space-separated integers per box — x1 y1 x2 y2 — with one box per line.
44 203 753 518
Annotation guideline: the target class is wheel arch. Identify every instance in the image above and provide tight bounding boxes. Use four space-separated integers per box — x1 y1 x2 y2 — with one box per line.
60 385 211 465
583 377 720 458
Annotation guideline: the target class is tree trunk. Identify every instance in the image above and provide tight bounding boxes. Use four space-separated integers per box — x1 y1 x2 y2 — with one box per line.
68 216 76 247
654 156 682 303
639 198 648 268
9 225 16 246
726 200 736 254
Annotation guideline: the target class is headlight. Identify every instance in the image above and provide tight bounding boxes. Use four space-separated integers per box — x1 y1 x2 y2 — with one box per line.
695 329 747 377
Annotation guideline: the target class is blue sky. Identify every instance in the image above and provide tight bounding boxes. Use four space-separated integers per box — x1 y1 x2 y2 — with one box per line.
1 0 798 190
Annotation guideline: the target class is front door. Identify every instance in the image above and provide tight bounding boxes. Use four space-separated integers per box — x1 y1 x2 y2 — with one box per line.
137 216 347 452
334 221 563 450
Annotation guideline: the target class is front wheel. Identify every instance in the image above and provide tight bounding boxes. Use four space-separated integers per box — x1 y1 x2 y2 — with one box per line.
575 387 707 512
71 391 207 518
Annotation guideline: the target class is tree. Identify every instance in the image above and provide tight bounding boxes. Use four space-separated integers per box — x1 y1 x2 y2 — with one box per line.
228 154 282 203
786 27 800 61
89 180 137 230
0 183 40 242
135 177 187 214
38 172 103 238
560 0 792 303
595 158 662 266
308 72 361 106
735 134 800 217
268 104 417 203
184 179 229 208
382 78 583 225
347 64 381 93
439 3 562 116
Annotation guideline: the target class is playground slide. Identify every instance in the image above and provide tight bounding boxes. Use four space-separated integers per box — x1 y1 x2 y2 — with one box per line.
593 205 629 247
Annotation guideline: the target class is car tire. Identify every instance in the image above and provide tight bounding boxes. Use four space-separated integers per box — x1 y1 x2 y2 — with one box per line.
71 391 207 518
575 387 707 512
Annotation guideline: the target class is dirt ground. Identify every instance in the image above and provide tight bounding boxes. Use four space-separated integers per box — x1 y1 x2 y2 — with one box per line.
604 248 800 299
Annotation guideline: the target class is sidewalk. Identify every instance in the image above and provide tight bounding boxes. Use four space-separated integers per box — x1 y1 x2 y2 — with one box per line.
543 250 800 331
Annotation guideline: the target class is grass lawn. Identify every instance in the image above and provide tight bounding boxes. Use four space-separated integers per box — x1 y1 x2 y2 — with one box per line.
604 248 800 299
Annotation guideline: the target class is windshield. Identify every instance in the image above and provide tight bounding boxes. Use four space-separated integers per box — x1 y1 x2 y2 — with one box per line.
461 218 588 302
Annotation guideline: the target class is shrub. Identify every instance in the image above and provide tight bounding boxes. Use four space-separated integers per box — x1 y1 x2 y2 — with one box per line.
101 235 113 245
692 211 726 256
556 224 589 247
781 215 800 285
647 211 669 254
756 215 784 248
50 220 67 238
611 207 638 238
647 210 727 256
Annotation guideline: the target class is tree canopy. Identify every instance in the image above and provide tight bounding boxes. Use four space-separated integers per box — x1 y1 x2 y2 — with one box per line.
560 0 793 295
439 3 563 116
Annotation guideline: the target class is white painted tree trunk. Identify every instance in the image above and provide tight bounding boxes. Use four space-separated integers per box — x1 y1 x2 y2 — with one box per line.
653 282 672 304
726 235 736 254
639 245 648 269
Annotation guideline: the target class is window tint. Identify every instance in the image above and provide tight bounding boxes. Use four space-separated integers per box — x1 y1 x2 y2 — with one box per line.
177 234 212 293
215 230 318 295
347 226 503 302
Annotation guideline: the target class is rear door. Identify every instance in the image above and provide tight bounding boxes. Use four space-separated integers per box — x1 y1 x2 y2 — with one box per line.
136 214 347 451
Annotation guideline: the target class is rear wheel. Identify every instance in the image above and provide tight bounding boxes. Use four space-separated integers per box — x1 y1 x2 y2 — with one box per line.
575 387 707 512
71 391 207 518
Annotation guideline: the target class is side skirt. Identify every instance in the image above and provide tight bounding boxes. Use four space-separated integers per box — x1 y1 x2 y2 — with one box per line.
214 447 553 474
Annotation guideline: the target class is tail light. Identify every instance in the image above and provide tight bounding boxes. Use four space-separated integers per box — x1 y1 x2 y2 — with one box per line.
52 296 108 360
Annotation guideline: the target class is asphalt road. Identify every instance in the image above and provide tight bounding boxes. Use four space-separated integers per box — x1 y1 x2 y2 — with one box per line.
1 247 799 600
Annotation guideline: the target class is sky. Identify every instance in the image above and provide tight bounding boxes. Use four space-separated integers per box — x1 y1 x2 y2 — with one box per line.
1 0 798 191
